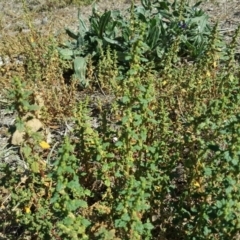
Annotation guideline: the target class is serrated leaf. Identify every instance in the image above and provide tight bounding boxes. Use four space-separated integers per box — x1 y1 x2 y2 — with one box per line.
67 199 88 212
121 213 130 222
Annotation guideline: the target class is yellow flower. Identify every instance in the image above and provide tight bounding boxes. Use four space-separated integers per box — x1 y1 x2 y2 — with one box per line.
213 61 217 68
192 180 200 188
24 206 31 214
162 80 167 86
39 141 50 149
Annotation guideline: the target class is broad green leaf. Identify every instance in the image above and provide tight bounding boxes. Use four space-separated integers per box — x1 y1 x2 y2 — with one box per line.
99 11 111 37
74 56 87 87
58 48 74 60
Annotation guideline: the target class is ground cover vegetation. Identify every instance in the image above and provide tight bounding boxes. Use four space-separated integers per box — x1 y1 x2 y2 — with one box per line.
0 0 240 239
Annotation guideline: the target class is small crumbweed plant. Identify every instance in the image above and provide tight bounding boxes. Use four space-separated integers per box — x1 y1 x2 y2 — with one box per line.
0 0 240 239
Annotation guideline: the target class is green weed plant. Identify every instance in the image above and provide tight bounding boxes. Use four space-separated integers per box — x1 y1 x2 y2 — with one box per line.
59 0 216 87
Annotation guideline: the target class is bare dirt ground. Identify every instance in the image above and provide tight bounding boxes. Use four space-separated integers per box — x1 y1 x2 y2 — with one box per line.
0 0 240 40
0 0 135 38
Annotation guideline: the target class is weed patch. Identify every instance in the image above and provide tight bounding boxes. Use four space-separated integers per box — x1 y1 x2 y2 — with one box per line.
0 0 240 239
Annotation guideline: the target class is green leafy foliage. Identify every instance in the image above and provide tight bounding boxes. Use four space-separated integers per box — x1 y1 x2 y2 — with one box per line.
1 1 240 240
7 76 39 117
50 137 91 239
59 0 214 87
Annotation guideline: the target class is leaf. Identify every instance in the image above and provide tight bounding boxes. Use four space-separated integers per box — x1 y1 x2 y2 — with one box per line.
103 36 122 48
147 19 161 49
58 48 74 60
67 199 88 212
21 147 31 162
31 161 39 173
74 56 87 87
104 179 111 187
121 213 130 222
81 218 91 228
99 11 112 37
